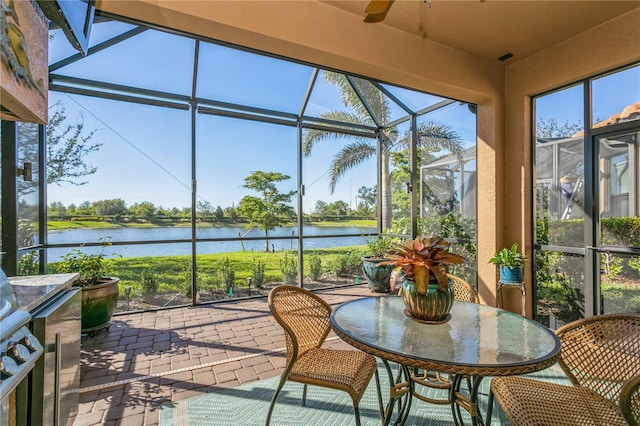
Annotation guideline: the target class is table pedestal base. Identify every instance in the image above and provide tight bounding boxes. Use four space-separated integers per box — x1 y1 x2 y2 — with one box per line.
451 374 487 426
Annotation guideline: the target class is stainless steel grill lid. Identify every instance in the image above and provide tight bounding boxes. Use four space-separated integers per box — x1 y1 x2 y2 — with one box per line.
0 269 17 318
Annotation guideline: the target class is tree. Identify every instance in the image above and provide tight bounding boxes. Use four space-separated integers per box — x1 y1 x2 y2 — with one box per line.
536 118 582 139
129 201 156 220
357 185 376 216
214 206 224 221
238 171 296 252
197 200 214 218
302 72 464 229
46 101 103 186
314 200 328 215
325 200 350 216
93 198 127 217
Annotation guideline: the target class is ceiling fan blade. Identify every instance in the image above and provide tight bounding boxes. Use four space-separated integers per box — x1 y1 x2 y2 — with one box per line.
364 0 394 23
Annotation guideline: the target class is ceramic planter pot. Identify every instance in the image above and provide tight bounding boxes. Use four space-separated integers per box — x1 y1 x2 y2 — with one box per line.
401 278 454 323
81 277 119 334
499 266 523 283
361 256 394 293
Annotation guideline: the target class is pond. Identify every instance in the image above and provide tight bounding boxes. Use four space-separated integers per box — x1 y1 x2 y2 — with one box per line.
47 225 375 261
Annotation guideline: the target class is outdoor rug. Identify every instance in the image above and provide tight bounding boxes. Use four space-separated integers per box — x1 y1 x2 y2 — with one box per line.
159 363 570 425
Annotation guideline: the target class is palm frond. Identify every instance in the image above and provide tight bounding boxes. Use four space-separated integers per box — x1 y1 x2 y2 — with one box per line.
329 141 376 192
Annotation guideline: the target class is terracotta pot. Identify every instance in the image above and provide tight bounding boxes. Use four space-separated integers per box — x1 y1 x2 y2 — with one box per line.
81 277 119 334
401 278 453 323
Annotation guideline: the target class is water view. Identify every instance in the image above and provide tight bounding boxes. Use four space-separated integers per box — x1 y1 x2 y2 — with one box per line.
47 225 375 261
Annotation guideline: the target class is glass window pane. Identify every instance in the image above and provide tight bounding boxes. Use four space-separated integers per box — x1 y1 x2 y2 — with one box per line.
599 130 640 246
388 121 411 234
592 65 640 129
197 42 312 114
46 94 192 245
196 114 298 255
600 252 640 314
535 250 585 328
534 85 585 247
380 84 449 114
302 128 376 235
53 30 196 96
17 122 40 247
304 71 377 128
302 240 365 289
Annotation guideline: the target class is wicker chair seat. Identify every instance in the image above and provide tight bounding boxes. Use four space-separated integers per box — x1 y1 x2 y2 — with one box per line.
290 347 377 402
266 285 382 426
491 375 627 426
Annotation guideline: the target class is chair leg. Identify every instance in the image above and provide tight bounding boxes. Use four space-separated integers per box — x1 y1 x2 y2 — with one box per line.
485 388 495 426
302 383 307 407
375 369 384 418
354 404 361 426
265 378 287 426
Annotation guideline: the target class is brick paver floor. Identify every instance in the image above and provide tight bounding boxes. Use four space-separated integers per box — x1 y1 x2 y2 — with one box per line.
74 284 376 426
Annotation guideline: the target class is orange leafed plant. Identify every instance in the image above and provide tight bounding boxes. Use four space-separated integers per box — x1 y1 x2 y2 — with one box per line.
380 235 466 294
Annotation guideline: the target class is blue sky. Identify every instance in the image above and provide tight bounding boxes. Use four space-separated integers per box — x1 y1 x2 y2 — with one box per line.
46 19 638 214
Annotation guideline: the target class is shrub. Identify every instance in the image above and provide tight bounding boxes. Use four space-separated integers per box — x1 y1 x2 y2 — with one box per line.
280 253 297 284
140 270 158 297
219 257 235 292
308 254 322 281
251 258 266 288
331 251 360 277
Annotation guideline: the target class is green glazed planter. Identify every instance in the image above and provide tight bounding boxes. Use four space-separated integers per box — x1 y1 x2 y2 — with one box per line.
401 278 454 323
81 277 120 334
361 256 394 293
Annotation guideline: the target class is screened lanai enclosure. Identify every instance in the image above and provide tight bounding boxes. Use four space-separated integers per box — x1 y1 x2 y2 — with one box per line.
1 14 478 313
533 68 640 324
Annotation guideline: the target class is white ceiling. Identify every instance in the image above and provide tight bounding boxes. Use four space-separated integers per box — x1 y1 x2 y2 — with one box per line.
323 1 640 62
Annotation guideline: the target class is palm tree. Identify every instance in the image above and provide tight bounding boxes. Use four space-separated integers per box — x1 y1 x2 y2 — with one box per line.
302 72 465 229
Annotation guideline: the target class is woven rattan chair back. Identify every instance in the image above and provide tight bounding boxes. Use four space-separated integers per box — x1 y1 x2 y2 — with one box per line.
555 313 640 403
449 274 479 303
266 285 382 426
489 313 640 426
620 375 640 426
269 284 332 364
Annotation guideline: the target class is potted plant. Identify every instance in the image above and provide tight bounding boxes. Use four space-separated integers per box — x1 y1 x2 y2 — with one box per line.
489 243 527 283
52 239 120 334
381 236 466 322
361 234 395 293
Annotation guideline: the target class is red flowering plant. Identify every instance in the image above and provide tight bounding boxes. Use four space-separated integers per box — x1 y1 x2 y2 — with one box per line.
380 236 466 294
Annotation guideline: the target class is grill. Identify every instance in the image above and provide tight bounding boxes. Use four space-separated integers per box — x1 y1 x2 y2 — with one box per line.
0 270 44 426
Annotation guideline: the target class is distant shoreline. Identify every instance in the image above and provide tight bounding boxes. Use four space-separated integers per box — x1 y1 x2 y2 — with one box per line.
47 219 377 231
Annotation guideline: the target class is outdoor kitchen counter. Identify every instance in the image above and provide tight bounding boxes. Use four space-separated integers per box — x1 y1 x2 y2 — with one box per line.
9 273 79 312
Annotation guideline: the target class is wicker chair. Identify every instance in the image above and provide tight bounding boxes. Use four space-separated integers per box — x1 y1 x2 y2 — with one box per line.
266 285 383 426
621 374 640 426
489 313 640 426
411 274 479 405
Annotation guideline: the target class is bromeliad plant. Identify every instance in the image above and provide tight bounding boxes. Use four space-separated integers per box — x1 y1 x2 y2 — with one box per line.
381 235 466 294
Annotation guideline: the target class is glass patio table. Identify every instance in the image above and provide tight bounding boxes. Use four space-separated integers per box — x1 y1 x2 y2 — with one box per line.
330 296 561 426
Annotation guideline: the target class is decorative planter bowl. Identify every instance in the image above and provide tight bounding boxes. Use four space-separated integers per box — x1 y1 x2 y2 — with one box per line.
361 257 394 293
401 278 454 323
81 277 119 334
